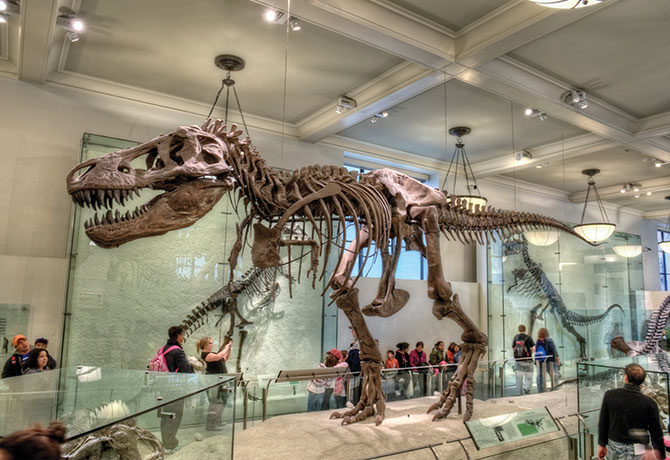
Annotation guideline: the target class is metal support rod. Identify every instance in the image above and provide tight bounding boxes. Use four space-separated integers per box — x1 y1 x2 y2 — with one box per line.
457 439 472 460
243 384 249 430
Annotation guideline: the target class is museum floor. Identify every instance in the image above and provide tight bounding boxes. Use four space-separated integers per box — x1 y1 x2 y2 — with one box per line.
170 387 578 460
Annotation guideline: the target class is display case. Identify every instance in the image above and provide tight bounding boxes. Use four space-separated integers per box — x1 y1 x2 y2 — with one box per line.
0 368 236 459
488 230 645 395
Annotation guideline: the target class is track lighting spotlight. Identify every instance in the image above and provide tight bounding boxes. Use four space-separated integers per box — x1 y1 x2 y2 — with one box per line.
655 160 666 168
0 0 19 21
563 90 588 110
334 95 357 114
263 8 288 24
524 108 548 120
57 15 86 41
370 111 390 122
515 150 532 162
289 18 302 31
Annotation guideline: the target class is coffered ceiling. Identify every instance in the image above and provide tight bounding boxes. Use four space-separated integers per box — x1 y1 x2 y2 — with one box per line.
0 0 668 218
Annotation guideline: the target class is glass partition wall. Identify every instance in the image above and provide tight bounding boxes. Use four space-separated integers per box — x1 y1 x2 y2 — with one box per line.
489 230 645 395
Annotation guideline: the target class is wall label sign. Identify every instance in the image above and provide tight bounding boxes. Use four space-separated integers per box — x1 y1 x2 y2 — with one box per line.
464 406 558 450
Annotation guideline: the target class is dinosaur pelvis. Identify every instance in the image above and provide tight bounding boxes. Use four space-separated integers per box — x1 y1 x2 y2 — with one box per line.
252 223 282 268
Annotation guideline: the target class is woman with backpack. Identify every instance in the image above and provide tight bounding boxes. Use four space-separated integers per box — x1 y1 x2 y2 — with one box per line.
196 336 232 431
535 328 559 393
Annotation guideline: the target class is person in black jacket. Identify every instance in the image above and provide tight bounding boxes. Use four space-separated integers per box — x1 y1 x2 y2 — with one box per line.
394 342 411 399
160 326 193 453
511 324 534 395
2 335 31 379
598 363 665 460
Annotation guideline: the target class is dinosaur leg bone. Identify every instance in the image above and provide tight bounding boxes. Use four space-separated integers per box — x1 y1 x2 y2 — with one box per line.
363 219 409 318
329 288 386 425
410 205 488 420
331 226 370 291
427 341 485 421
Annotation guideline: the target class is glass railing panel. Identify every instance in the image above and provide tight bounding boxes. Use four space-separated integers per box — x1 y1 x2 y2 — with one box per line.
0 367 235 439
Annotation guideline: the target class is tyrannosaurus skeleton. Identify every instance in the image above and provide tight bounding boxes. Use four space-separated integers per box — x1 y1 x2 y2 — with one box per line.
505 236 623 357
66 120 595 425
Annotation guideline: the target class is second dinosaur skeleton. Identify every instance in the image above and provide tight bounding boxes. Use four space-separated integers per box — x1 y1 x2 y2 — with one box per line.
611 294 670 357
66 120 596 425
505 236 623 357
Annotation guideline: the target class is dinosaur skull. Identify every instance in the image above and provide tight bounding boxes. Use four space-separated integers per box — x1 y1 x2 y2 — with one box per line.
66 121 236 247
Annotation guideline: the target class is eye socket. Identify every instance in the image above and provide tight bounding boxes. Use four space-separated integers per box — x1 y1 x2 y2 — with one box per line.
119 165 131 174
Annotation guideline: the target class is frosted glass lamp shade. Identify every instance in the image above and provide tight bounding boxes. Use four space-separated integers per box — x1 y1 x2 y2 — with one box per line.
612 245 642 258
456 195 488 210
660 241 670 254
574 223 615 243
524 230 559 246
528 0 601 8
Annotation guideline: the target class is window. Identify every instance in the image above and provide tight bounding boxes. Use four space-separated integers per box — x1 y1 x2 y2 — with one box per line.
344 164 428 280
660 230 670 290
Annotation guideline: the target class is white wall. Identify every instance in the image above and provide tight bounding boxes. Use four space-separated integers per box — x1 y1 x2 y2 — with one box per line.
336 279 480 355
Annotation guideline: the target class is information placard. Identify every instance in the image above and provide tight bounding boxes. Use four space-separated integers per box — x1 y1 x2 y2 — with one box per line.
464 407 559 450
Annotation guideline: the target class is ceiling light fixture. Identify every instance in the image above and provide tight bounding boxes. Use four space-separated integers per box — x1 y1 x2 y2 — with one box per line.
289 18 302 31
263 8 287 24
524 108 548 120
208 54 252 141
525 231 560 247
370 111 389 123
56 14 85 42
573 169 615 243
613 245 642 258
515 150 532 162
646 191 652 196
655 160 667 168
441 127 487 210
563 89 588 110
335 95 357 114
528 0 602 8
0 0 19 21
660 196 670 254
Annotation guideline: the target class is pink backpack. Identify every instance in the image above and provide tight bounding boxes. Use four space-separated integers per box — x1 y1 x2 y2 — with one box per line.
149 345 180 372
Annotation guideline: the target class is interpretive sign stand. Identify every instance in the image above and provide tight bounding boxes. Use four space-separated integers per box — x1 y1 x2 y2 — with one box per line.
464 406 559 450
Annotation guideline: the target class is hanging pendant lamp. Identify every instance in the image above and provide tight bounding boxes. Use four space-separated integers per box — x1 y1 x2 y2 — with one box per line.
441 127 487 210
660 196 670 254
612 244 643 258
573 169 615 243
524 230 560 247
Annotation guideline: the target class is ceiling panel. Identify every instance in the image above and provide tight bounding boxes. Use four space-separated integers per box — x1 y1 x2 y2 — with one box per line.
609 191 670 213
505 148 669 192
64 0 404 123
386 0 504 31
509 0 670 118
338 79 585 162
